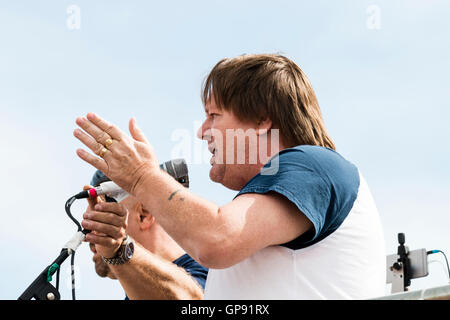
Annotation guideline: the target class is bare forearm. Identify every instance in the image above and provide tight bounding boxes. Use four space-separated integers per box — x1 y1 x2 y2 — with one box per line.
110 243 203 300
134 170 222 261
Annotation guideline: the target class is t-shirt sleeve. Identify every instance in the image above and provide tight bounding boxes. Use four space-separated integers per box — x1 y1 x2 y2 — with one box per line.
235 146 359 249
173 254 209 290
236 150 329 247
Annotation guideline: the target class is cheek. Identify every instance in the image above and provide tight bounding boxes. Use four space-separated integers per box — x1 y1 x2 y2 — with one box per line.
125 217 138 234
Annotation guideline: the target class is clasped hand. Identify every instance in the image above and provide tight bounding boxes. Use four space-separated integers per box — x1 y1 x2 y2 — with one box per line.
81 186 129 259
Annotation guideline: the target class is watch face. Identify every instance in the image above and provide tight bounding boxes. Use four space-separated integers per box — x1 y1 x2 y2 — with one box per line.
124 241 134 260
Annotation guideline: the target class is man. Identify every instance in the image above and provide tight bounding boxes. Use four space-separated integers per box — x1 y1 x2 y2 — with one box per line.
74 54 386 299
83 170 207 299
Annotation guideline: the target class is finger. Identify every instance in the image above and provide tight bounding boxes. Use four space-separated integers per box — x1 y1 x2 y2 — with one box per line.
82 219 125 239
93 230 108 237
86 113 124 141
76 148 108 174
76 116 113 146
129 117 149 144
83 230 108 239
85 233 119 248
95 202 128 217
89 242 97 253
83 185 104 209
74 128 110 157
83 210 125 228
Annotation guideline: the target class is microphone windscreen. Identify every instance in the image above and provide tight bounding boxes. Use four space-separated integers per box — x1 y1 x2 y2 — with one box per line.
160 158 189 188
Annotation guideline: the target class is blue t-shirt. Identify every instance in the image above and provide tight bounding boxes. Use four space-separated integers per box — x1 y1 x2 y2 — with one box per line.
172 254 208 290
125 254 208 299
235 145 360 250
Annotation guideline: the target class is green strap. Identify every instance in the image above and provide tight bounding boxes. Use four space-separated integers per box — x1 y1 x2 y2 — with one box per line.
46 263 60 282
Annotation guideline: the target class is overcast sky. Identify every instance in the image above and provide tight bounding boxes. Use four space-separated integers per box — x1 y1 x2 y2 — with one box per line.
1 0 449 299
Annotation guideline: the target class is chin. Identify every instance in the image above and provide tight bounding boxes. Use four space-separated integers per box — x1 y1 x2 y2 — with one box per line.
209 163 224 183
209 164 243 191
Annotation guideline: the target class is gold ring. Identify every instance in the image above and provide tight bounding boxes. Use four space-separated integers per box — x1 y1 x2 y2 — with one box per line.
98 147 107 157
104 138 113 148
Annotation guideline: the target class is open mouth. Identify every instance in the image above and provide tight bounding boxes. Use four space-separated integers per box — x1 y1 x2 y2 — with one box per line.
208 144 217 165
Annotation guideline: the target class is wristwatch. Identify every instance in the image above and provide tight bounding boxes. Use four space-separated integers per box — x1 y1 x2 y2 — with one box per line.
102 235 135 265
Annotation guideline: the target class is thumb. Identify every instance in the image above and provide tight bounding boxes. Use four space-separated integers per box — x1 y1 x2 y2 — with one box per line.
83 185 104 209
129 117 149 144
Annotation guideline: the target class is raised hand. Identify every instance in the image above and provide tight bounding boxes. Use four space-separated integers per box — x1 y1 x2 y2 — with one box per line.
73 113 159 195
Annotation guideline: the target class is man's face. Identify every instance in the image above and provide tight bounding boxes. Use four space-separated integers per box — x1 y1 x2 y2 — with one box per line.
197 98 259 190
89 242 117 279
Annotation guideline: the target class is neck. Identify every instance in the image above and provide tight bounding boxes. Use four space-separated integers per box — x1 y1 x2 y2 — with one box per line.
249 131 287 177
230 132 286 190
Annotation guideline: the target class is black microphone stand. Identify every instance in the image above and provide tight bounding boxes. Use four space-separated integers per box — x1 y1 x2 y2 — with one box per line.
18 226 91 300
18 248 71 300
18 192 90 300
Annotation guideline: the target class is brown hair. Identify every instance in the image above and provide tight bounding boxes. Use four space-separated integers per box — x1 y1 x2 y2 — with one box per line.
201 54 336 150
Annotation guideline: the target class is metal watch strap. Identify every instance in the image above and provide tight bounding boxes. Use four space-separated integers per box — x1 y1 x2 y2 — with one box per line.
102 235 133 265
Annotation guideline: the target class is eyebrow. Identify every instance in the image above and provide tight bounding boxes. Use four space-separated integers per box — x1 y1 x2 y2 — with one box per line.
204 103 220 115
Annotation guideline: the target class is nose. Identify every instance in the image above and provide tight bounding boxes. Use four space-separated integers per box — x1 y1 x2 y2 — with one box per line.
196 124 203 140
197 119 211 141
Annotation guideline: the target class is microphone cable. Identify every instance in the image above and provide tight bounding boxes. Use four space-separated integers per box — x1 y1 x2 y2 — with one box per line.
63 192 92 300
63 190 110 299
427 249 450 282
65 191 92 232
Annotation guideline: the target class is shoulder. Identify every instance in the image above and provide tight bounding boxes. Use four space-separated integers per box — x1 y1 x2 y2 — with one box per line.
236 145 362 249
238 145 359 197
278 145 357 175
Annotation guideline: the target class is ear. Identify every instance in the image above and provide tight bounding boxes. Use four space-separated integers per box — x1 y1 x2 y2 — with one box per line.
138 205 155 231
256 118 273 136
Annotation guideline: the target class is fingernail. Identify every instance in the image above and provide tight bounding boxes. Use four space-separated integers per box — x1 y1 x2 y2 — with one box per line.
95 204 101 210
76 117 85 124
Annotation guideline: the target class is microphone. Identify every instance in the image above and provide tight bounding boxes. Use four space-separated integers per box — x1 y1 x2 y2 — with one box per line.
74 159 189 202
